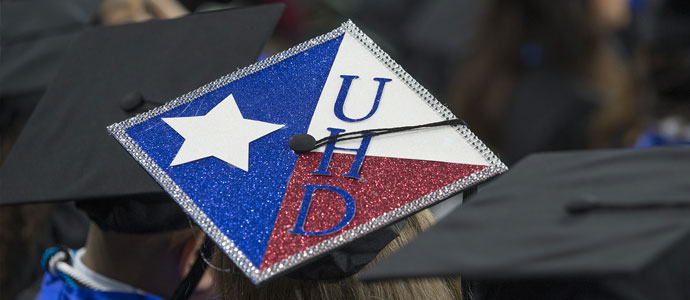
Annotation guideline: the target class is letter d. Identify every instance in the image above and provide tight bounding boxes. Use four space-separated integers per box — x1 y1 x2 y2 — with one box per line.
290 184 356 236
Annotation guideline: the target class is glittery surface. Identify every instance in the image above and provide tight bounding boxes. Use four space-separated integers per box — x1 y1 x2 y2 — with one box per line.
107 21 508 284
260 152 486 269
125 35 344 267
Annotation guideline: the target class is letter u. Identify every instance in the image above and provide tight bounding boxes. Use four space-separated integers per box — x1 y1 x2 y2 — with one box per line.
333 75 392 122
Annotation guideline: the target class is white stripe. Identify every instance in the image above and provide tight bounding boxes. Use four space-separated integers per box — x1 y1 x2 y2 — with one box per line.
306 32 489 166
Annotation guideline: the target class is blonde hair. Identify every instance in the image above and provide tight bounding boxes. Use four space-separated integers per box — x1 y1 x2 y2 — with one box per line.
212 210 462 300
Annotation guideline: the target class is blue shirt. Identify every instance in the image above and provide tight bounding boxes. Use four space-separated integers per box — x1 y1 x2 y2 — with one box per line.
35 272 163 300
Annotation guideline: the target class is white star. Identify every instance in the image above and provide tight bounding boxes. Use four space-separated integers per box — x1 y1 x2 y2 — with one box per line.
162 94 284 171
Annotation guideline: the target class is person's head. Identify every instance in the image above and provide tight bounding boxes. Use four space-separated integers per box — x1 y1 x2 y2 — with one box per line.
592 0 632 32
98 0 188 25
80 222 215 299
211 210 462 300
76 197 215 299
450 0 639 150
462 0 613 78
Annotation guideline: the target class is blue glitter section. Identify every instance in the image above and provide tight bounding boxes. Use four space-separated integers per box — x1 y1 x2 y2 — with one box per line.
126 36 344 267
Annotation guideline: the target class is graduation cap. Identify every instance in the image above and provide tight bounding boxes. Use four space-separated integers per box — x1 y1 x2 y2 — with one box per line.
0 5 285 233
106 20 507 284
361 147 690 300
0 0 101 99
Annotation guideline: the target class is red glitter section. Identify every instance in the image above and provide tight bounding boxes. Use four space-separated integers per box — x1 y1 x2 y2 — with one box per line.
260 153 486 269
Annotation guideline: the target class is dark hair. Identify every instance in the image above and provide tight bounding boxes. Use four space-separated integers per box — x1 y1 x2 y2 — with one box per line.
451 0 640 149
647 0 690 116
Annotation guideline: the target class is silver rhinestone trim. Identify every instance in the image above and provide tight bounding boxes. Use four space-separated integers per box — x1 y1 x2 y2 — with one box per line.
107 20 507 285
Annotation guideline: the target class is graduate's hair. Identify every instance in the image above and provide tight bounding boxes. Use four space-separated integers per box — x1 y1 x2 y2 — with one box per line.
450 0 641 150
212 210 462 300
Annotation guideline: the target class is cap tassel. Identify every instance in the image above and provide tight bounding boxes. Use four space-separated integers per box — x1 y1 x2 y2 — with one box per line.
289 119 466 154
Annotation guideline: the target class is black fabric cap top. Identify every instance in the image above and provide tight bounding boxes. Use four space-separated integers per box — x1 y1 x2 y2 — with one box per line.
0 5 284 232
0 0 101 98
362 147 690 300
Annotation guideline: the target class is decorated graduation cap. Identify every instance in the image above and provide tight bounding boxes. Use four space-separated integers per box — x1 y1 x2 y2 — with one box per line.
0 5 284 232
362 147 690 300
107 20 506 284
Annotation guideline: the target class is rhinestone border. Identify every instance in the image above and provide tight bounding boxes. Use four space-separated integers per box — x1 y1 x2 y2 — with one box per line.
107 20 507 284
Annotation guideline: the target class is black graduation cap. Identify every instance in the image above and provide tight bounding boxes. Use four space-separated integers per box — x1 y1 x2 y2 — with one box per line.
362 147 690 300
0 0 101 99
106 19 505 284
0 5 284 232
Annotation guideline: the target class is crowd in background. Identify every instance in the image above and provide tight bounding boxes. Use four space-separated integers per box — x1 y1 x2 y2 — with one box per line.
1 0 689 299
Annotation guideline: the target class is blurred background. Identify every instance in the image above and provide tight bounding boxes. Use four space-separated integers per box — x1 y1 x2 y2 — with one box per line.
1 0 688 299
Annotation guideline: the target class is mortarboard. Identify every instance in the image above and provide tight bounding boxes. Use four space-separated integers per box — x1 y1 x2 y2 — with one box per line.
0 0 102 99
106 20 507 284
361 147 690 300
0 5 285 233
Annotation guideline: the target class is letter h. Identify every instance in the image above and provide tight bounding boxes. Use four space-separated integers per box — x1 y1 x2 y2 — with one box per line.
311 127 371 180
